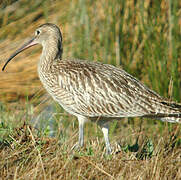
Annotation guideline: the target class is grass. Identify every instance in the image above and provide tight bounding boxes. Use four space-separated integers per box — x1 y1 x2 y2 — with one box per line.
0 107 181 179
0 0 181 179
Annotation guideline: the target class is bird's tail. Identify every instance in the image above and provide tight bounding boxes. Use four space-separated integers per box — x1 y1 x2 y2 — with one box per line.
160 115 181 123
145 101 181 123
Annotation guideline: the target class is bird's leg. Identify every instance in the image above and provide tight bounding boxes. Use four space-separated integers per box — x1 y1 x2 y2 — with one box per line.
99 122 112 154
78 118 84 147
71 116 87 151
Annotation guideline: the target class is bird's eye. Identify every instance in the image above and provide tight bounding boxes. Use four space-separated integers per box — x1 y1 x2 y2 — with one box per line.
36 30 41 35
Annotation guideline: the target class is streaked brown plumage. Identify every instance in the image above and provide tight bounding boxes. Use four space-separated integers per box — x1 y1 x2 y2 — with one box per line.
2 23 181 154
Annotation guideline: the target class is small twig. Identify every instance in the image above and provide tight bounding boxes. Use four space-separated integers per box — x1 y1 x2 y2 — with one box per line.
13 166 18 180
168 76 173 101
81 156 115 179
27 126 47 180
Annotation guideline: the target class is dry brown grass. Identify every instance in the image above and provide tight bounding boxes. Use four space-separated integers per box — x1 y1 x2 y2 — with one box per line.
0 122 181 180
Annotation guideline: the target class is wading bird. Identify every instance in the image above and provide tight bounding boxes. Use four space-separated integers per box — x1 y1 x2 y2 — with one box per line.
2 23 181 154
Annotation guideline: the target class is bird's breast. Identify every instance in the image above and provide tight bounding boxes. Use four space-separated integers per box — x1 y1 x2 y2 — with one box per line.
38 68 79 114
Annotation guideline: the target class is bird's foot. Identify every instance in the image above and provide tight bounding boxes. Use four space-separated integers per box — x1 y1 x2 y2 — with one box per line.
106 146 112 155
104 142 123 155
71 143 83 152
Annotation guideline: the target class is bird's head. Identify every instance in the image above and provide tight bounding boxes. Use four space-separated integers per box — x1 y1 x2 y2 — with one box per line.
2 23 63 71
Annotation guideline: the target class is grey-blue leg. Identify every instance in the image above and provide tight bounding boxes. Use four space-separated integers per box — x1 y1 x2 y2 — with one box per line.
101 123 112 154
78 116 87 147
71 116 87 151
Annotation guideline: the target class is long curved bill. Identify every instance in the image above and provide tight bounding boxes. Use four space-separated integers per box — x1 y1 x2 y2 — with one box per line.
2 37 37 71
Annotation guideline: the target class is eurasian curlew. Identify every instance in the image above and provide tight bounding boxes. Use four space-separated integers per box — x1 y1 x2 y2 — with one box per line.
2 23 181 154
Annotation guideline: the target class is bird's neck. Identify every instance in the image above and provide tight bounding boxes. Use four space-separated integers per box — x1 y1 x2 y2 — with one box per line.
38 38 63 71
